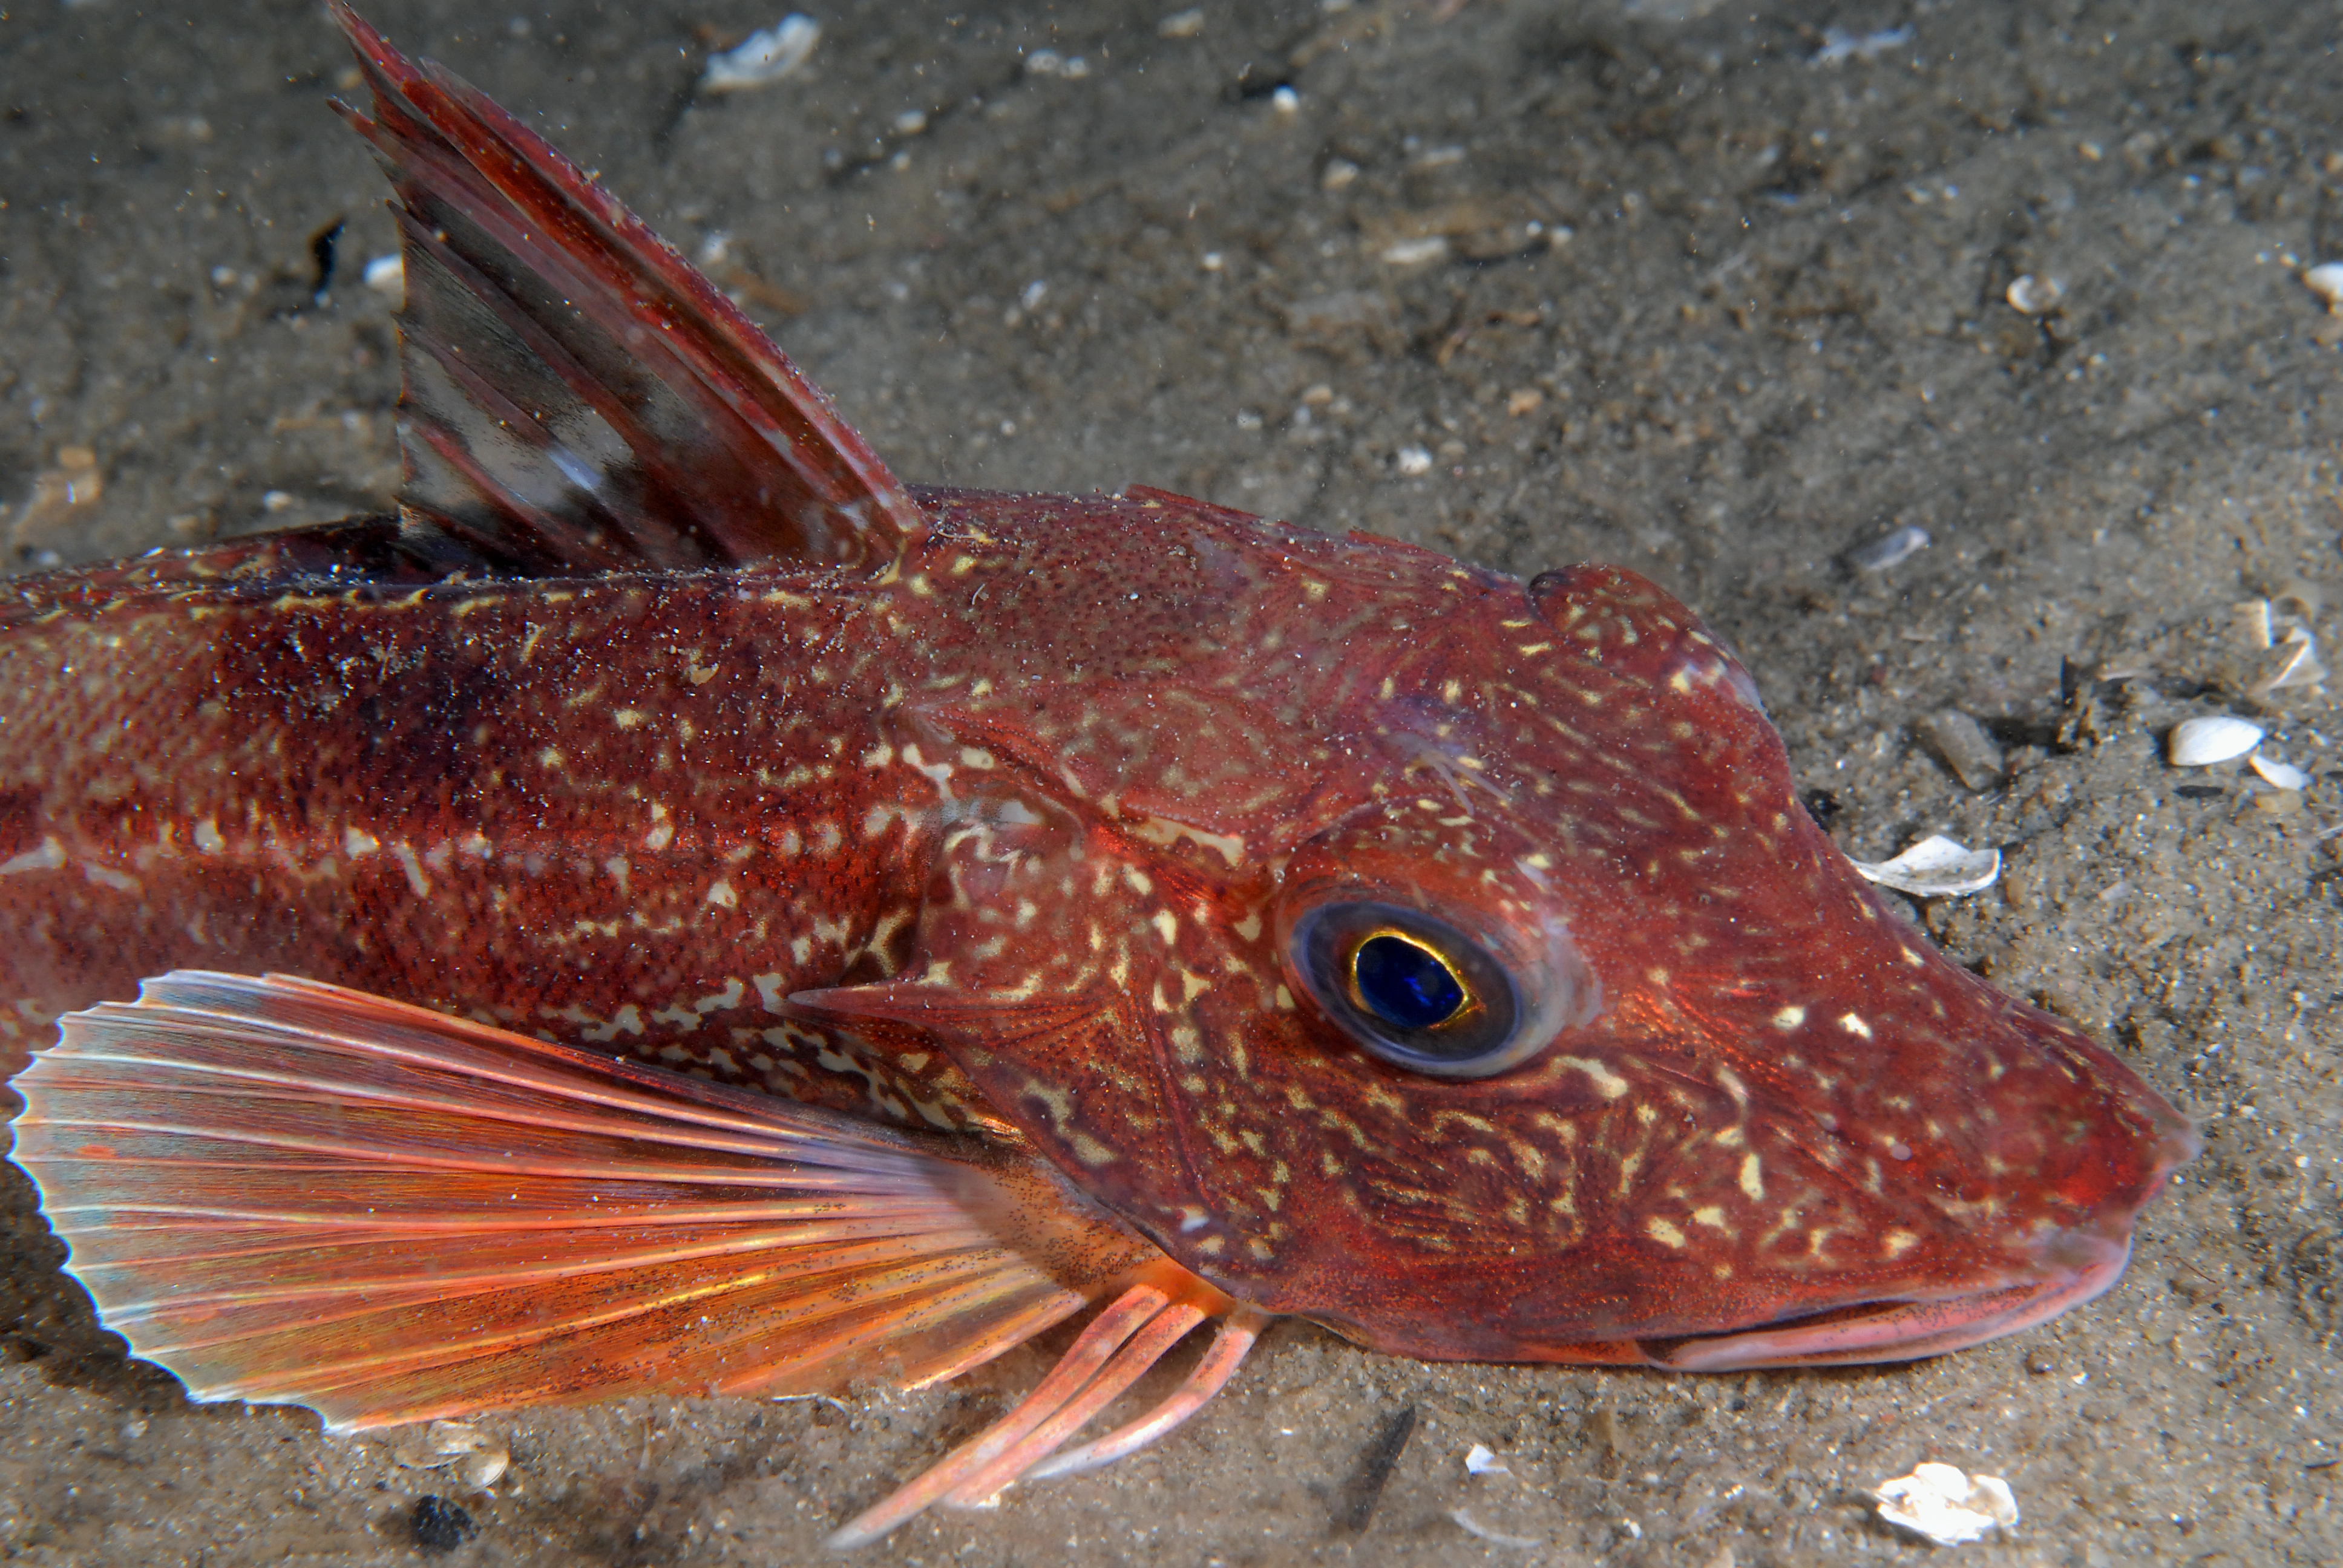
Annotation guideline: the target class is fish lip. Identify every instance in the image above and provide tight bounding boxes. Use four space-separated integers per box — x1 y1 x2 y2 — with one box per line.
1636 1224 2135 1371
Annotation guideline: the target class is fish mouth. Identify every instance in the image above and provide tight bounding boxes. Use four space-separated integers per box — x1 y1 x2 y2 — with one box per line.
1635 1223 2134 1371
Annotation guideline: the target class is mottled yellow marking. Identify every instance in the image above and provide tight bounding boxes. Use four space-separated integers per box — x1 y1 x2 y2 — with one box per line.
705 880 738 909
1839 1011 1873 1040
538 746 566 769
1646 1217 1687 1249
342 827 379 857
1773 1005 1805 1029
391 844 431 897
1070 1132 1116 1166
613 708 646 729
1691 1205 1729 1232
1556 1056 1629 1099
1882 1229 1919 1259
644 805 675 852
1738 1152 1765 1200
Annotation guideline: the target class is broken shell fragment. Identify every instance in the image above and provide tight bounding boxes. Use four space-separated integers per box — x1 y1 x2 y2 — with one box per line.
1916 710 2004 791
1874 1462 2019 1547
2250 752 2311 791
700 16 820 93
2168 715 2265 766
1849 835 2001 897
1850 524 1929 572
390 1420 511 1491
2304 261 2343 312
2249 632 2326 697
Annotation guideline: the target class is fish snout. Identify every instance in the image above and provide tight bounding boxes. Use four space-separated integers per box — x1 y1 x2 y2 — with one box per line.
1639 1106 2195 1372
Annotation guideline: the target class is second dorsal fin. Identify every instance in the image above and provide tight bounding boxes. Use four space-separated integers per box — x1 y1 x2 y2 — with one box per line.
330 1 923 575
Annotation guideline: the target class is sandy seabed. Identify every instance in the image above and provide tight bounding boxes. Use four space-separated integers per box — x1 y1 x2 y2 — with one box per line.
2 1 2339 1563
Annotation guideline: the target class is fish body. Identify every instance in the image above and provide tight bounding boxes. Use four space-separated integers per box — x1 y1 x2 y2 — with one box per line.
1 5 2194 1538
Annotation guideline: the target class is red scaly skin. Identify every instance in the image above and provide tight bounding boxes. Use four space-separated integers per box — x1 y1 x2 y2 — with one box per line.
0 484 2194 1367
0 2 2195 1374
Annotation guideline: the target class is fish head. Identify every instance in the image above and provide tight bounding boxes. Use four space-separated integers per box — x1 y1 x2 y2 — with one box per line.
808 527 2197 1368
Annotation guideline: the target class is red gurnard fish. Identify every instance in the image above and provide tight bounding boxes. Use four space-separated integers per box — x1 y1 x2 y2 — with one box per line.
1 4 2195 1546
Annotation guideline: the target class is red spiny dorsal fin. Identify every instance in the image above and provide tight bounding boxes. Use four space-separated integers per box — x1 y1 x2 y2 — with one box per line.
329 2 922 575
9 972 1163 1428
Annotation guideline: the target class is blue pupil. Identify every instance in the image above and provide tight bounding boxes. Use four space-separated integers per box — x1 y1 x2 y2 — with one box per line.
1354 935 1465 1030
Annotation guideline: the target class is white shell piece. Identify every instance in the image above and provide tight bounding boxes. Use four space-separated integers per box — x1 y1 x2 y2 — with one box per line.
1380 237 1452 267
2250 752 2311 791
1851 524 1930 571
2005 273 2065 314
1875 1463 2019 1547
1464 1443 1510 1475
701 16 820 92
2249 632 2325 696
1850 835 2001 897
2169 715 2266 766
2304 262 2343 311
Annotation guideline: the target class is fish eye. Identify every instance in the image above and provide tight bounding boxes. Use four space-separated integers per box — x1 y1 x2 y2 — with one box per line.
1288 901 1530 1077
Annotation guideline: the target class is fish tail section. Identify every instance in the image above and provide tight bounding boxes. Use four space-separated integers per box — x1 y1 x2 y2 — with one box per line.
8 972 1156 1429
326 1 922 575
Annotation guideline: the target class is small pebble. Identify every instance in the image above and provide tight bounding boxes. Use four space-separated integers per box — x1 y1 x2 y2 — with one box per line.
362 253 404 295
2304 261 2343 312
1395 446 1434 477
1379 236 1450 267
410 1495 477 1555
1320 158 1361 191
1271 85 1300 115
2168 715 2264 766
1158 7 1205 38
2005 273 2065 315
